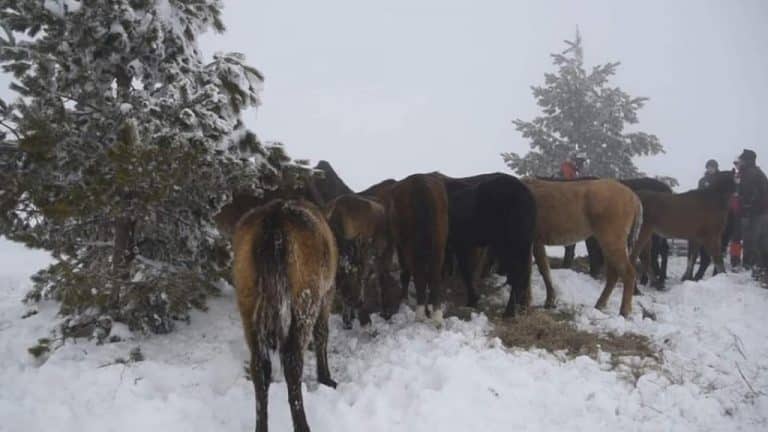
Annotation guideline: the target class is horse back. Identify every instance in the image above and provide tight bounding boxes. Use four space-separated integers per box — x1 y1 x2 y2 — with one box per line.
233 199 337 341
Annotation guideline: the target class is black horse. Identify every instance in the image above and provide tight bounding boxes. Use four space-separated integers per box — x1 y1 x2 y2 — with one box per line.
586 177 673 285
440 173 537 316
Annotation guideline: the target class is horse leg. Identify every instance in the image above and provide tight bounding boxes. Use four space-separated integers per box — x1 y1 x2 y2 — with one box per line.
396 246 410 301
428 248 445 325
281 324 311 432
595 266 618 311
456 245 478 307
695 248 711 281
630 225 655 289
413 270 428 321
682 240 698 281
313 299 337 388
616 252 637 317
250 340 271 432
703 236 726 276
647 236 664 285
533 241 556 308
634 245 650 294
585 236 603 279
504 243 533 317
562 244 575 269
659 238 669 282
596 238 636 317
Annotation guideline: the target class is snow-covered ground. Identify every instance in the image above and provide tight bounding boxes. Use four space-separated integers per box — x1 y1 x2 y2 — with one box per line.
1 241 767 431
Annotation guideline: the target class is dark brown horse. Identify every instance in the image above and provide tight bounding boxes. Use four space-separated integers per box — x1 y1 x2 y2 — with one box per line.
441 173 537 316
631 171 735 288
311 160 354 204
386 173 449 324
524 178 643 317
233 199 337 432
325 194 399 328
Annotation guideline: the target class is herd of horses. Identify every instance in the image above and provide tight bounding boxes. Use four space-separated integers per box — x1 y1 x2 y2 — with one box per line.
214 162 736 432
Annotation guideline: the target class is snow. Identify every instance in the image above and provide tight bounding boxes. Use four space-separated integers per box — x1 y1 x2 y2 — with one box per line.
1 241 767 431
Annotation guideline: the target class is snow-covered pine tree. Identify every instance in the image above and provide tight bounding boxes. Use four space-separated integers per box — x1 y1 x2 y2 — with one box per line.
0 0 284 338
502 32 666 179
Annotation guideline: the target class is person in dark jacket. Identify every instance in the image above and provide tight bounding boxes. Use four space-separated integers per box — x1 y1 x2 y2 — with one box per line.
737 149 768 284
698 159 719 189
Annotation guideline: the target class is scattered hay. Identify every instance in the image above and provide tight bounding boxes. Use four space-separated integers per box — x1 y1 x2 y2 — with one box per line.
489 308 661 385
492 309 657 360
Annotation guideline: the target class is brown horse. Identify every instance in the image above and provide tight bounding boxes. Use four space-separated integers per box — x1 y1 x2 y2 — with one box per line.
631 171 735 287
325 194 399 328
524 178 643 317
387 173 449 323
233 199 338 432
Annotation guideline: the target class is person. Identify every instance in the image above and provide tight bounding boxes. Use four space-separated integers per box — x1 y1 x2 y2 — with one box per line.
693 159 729 277
560 152 586 180
737 149 768 284
561 152 587 268
729 161 743 269
698 159 719 189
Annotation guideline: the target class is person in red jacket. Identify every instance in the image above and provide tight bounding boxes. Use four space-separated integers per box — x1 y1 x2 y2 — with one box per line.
561 153 586 268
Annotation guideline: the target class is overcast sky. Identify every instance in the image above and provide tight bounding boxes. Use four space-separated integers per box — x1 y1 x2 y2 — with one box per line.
197 0 768 191
1 0 767 261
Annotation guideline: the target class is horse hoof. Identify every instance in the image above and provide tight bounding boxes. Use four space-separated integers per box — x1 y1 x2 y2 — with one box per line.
544 301 556 309
431 310 444 327
415 305 427 322
319 377 338 389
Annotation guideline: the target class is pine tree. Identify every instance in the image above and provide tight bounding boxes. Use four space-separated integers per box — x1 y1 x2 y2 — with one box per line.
502 32 666 179
0 1 286 338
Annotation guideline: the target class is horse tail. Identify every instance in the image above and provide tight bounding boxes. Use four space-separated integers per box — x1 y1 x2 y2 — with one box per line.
251 202 292 354
411 176 438 275
628 198 643 255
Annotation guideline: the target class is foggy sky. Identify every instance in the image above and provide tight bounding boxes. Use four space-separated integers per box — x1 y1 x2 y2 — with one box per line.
199 0 768 191
2 0 768 262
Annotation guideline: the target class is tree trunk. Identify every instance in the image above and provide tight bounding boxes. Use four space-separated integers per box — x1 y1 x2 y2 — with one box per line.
110 215 135 307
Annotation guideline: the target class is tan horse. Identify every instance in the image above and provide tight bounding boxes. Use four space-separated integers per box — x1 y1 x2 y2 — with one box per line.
233 199 338 432
524 178 643 317
325 194 399 327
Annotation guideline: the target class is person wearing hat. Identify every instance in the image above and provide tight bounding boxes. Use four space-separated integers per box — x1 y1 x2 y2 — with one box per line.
560 152 587 268
698 159 719 189
737 149 768 284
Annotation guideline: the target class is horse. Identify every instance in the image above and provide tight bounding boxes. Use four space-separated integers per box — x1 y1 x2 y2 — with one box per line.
386 173 449 323
325 194 399 328
311 160 354 204
586 177 672 285
440 173 537 316
631 171 735 287
232 199 338 432
357 178 397 200
524 178 643 317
